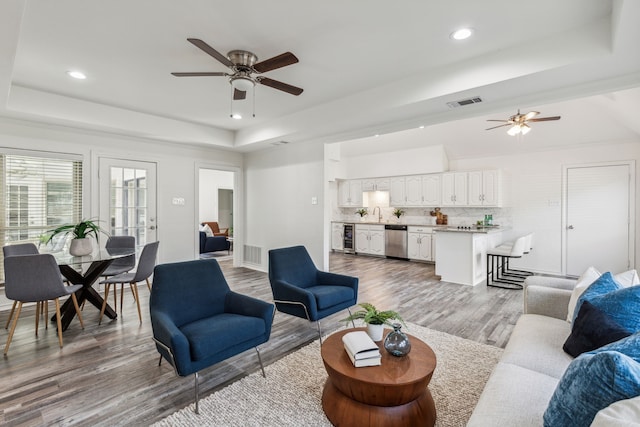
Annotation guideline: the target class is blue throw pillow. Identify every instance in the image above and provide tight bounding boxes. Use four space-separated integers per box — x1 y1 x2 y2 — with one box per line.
588 286 640 333
573 272 622 323
543 351 640 427
563 301 631 357
595 333 640 361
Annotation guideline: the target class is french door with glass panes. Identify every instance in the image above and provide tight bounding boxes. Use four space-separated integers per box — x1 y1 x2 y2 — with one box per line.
99 158 157 246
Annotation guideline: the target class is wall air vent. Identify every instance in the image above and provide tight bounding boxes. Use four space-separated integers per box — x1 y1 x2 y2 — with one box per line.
243 245 262 266
446 96 483 109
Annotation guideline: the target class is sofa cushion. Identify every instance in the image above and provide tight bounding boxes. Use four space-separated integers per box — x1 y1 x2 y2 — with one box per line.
566 266 601 322
500 314 573 379
543 351 640 427
563 301 631 357
591 395 640 427
467 362 559 427
306 285 355 310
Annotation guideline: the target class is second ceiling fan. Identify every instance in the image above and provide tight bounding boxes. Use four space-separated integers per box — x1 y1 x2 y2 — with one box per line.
486 110 561 135
172 38 303 101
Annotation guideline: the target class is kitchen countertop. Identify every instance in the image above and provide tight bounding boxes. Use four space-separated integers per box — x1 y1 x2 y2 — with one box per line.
332 221 502 233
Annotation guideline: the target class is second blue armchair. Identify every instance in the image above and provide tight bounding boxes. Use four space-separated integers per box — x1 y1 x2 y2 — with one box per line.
268 245 358 342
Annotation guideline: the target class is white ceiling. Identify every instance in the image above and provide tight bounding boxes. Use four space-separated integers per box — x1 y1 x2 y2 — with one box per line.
1 0 640 157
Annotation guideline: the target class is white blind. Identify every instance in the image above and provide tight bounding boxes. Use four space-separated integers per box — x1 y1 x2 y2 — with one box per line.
0 152 83 281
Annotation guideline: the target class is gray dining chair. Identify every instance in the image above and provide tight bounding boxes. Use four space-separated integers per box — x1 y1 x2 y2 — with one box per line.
3 243 42 330
99 241 159 324
3 253 85 355
102 236 136 278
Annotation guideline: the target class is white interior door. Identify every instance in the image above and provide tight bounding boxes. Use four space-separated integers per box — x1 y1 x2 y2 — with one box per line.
99 158 157 246
565 163 632 276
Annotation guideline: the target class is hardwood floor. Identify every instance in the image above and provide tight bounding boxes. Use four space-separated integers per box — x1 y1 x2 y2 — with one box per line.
0 253 522 426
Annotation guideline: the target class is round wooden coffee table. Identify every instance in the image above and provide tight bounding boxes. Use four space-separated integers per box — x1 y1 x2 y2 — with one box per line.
321 327 437 427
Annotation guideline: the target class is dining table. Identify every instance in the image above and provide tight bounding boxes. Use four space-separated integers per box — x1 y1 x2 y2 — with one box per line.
51 248 136 331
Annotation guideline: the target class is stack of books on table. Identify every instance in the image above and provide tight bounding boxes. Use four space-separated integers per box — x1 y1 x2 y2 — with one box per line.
342 330 381 367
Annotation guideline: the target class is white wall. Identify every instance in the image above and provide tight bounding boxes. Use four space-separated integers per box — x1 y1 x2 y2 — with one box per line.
244 141 325 271
198 169 234 223
0 118 243 264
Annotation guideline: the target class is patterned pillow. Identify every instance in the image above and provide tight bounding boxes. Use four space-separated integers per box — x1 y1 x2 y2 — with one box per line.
587 286 640 333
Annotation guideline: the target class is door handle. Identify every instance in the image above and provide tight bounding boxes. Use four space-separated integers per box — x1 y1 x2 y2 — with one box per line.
567 225 574 230
149 225 156 230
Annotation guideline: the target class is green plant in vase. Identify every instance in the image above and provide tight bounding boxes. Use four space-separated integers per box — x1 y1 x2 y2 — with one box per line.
392 208 405 219
47 218 108 256
342 302 405 342
355 208 368 221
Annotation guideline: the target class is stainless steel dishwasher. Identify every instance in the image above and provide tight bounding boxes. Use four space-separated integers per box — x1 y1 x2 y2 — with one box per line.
385 224 408 259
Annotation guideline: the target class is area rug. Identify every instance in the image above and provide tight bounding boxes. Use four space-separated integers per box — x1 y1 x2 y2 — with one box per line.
153 323 503 427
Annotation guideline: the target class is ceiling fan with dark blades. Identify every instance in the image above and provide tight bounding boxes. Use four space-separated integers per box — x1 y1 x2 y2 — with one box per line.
486 109 561 135
172 38 303 100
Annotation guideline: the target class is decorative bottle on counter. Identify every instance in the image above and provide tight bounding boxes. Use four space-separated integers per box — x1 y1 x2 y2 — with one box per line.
384 323 411 356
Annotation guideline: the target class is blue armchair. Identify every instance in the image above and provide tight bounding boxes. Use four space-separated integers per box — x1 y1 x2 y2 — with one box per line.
268 245 358 342
150 259 274 414
199 232 230 254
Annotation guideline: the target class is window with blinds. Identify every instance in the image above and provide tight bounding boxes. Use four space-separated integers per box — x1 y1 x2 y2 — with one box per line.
0 152 83 282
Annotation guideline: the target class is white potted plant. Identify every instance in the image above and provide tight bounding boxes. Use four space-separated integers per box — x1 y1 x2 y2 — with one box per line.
342 302 405 342
356 208 368 222
47 219 108 256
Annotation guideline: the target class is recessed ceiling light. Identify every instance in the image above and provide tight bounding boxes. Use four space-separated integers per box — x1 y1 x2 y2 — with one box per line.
67 70 87 80
450 28 473 40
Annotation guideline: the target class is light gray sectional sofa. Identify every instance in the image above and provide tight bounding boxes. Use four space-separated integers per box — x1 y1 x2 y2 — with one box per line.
467 276 577 426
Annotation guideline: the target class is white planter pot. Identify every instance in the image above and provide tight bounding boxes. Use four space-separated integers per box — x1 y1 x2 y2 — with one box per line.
366 323 384 342
69 238 93 256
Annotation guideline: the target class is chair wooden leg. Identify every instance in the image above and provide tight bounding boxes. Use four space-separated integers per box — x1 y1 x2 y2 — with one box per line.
120 283 125 312
113 283 118 313
4 302 23 355
71 293 84 329
54 298 63 348
131 283 142 323
146 278 151 291
4 301 16 329
99 284 111 325
35 301 40 336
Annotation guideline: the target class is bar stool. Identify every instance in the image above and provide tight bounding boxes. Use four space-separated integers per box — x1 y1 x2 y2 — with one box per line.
486 235 528 289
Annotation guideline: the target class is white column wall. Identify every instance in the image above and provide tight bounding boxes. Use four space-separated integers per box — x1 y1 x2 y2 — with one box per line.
244 141 325 271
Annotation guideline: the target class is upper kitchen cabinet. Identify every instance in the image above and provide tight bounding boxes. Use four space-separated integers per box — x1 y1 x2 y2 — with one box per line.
389 177 406 206
468 170 502 207
362 178 390 192
441 172 468 206
338 179 364 207
405 175 441 206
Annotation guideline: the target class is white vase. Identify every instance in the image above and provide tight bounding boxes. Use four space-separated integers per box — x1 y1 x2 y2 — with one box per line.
69 238 93 256
366 323 384 342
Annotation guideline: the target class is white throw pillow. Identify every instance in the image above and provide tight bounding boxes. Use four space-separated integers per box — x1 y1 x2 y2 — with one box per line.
566 266 601 322
202 224 213 237
590 395 640 427
566 267 640 323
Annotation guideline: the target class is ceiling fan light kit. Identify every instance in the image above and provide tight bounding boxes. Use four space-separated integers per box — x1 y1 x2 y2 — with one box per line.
172 38 303 119
486 109 561 136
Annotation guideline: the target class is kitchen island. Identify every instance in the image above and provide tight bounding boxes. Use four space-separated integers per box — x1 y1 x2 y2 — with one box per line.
434 227 503 286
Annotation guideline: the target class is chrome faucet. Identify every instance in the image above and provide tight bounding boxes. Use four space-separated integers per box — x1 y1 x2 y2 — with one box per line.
372 206 382 222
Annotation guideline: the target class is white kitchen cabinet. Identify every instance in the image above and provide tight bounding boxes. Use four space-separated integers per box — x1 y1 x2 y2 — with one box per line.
338 179 363 207
331 222 344 251
408 226 433 261
389 177 406 206
362 178 390 192
468 170 502 207
442 172 468 206
355 224 385 255
405 175 441 206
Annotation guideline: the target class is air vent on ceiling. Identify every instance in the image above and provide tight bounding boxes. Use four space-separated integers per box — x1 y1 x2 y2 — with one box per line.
446 96 483 109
